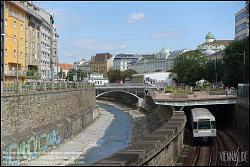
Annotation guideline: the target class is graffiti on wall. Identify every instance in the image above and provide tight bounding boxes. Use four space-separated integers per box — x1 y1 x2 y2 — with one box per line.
3 111 92 165
2 129 61 165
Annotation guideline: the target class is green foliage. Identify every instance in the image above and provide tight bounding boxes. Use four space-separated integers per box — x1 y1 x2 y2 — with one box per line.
107 69 122 83
121 69 137 81
165 86 175 93
76 69 88 81
165 86 192 94
204 59 224 84
171 50 208 86
67 69 88 81
223 37 249 87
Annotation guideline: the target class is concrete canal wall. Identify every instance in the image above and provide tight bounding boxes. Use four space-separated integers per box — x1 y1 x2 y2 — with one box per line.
93 112 186 166
94 95 186 166
1 87 97 166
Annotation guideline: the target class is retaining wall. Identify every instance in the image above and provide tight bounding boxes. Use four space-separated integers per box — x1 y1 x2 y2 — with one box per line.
1 88 97 166
93 112 186 166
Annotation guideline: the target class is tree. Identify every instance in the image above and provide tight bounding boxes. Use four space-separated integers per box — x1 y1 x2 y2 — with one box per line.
121 69 137 81
223 37 249 87
205 58 224 84
76 69 88 81
107 69 122 83
67 69 75 81
171 50 208 86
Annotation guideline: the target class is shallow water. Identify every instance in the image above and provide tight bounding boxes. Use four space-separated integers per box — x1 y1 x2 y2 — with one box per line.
72 102 134 165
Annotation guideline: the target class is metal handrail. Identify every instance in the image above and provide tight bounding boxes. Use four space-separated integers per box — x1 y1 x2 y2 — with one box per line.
1 81 94 93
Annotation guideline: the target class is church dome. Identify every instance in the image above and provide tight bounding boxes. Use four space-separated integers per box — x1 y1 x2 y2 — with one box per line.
205 32 215 39
161 48 170 54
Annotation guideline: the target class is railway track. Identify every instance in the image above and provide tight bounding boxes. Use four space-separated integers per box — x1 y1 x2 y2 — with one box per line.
181 129 246 166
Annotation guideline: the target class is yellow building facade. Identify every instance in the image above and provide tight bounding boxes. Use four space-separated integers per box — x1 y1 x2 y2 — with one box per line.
4 1 27 83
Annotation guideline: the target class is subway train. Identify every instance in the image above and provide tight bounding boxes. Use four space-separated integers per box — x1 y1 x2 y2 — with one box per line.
190 108 216 142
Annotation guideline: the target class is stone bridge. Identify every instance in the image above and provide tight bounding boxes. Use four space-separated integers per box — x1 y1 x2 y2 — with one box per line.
95 84 159 108
96 84 238 111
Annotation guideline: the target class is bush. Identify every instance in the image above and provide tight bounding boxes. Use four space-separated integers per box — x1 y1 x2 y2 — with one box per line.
165 86 175 93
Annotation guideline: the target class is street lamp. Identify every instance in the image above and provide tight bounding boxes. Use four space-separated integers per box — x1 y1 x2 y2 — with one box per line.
214 57 218 88
235 51 246 83
1 33 19 91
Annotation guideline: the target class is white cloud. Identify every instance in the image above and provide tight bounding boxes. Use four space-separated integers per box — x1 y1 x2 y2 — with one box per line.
152 31 183 39
127 12 145 24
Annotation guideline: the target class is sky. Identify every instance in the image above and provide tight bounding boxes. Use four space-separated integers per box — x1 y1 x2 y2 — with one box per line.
35 1 246 64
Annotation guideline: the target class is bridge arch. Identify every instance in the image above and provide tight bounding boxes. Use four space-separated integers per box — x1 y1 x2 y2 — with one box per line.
96 90 144 107
96 90 141 99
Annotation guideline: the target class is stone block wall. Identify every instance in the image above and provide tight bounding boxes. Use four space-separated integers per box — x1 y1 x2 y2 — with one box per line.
235 104 249 137
93 112 186 166
1 88 97 166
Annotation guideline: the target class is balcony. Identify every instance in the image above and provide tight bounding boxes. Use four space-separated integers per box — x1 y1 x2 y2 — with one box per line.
4 70 26 77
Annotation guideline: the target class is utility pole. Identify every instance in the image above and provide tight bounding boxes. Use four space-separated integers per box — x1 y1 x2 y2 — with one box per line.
214 57 217 88
235 51 246 83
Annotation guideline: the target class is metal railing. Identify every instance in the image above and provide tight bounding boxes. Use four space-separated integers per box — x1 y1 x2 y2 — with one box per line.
208 90 237 96
4 70 26 76
1 81 95 93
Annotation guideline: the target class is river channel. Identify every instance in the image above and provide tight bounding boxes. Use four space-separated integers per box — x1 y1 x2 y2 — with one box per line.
72 102 134 165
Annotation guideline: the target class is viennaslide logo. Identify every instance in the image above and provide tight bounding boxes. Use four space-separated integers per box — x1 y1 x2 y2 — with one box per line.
219 147 248 165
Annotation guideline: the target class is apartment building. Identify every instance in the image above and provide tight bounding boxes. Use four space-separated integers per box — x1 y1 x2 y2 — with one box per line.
38 8 53 81
3 1 27 83
235 5 249 40
1 1 4 81
113 54 142 71
90 53 113 75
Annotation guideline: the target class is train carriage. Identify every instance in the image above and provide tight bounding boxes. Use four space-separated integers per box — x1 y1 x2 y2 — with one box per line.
190 108 216 142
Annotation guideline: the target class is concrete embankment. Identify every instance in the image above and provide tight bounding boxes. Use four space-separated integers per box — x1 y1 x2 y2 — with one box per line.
23 107 114 166
93 99 187 166
1 88 97 166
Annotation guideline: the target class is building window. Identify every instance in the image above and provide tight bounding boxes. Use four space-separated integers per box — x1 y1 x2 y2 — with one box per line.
21 24 23 31
14 50 17 58
236 22 247 33
235 10 247 22
13 20 16 29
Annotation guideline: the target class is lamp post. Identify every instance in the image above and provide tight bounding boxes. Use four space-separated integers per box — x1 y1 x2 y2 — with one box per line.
1 33 19 91
235 51 246 83
214 57 218 88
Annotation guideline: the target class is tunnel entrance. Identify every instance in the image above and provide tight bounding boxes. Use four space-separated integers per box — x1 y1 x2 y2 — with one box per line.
183 104 236 130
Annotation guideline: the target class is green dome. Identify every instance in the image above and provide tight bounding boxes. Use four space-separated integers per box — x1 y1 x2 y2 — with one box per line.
205 32 215 39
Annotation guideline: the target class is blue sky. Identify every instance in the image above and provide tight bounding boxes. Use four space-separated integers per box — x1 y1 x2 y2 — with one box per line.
35 1 245 64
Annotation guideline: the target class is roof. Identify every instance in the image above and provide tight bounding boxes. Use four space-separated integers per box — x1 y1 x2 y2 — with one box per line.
59 64 73 70
93 53 112 62
206 32 215 39
200 40 233 46
114 54 141 59
191 108 215 119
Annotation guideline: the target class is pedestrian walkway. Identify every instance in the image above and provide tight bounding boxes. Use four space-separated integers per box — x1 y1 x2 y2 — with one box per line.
22 108 114 166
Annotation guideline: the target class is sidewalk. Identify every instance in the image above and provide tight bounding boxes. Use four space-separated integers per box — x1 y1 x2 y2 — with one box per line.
22 108 114 166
